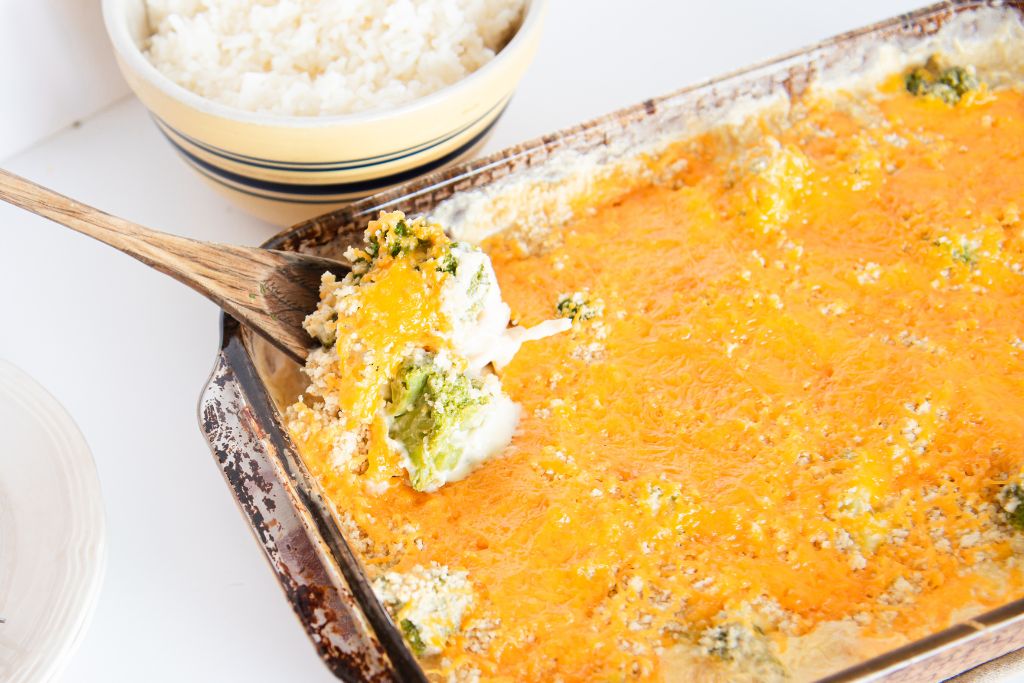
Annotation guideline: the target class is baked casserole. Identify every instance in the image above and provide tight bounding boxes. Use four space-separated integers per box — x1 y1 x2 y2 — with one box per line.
214 6 1024 682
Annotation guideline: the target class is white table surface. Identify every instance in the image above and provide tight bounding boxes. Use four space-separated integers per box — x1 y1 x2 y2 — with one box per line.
0 2 932 681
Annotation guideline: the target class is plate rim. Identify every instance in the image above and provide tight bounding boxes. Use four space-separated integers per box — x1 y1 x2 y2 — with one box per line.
0 359 107 683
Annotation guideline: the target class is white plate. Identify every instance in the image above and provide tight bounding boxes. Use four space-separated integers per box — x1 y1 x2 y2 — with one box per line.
0 360 106 682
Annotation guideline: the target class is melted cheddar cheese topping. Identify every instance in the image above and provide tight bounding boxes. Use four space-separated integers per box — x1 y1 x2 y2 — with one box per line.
290 75 1024 681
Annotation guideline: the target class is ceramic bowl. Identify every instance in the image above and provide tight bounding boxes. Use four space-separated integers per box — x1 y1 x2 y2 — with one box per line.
101 0 546 225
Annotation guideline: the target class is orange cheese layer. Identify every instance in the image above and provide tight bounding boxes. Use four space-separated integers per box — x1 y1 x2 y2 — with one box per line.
338 257 447 423
296 85 1024 681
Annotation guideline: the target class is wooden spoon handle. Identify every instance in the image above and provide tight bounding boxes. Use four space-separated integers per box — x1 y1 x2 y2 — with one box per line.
0 168 226 280
0 168 331 363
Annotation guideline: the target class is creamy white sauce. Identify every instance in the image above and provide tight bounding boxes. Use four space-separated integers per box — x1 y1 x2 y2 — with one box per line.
442 243 569 373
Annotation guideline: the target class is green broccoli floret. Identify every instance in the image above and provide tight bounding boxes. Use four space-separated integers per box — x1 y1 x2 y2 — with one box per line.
399 619 428 655
387 353 489 491
904 59 979 105
698 622 787 680
463 263 491 315
467 264 488 296
905 67 931 97
436 248 459 275
348 214 448 277
951 239 979 266
929 82 960 106
938 66 979 98
373 565 473 655
372 219 424 258
556 291 603 321
998 481 1024 530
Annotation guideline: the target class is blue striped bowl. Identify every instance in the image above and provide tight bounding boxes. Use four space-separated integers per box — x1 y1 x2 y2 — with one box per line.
102 0 546 225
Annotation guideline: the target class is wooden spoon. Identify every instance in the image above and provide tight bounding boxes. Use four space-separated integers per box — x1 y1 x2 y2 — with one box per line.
1 169 434 681
0 169 342 364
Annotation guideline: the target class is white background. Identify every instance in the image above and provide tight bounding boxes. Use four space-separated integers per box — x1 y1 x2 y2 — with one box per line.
1 1 928 681
0 1 128 160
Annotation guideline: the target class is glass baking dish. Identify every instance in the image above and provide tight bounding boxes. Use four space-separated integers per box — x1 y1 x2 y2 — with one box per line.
199 1 1024 679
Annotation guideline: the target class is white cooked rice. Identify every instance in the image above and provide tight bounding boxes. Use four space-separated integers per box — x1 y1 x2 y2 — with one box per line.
143 0 525 116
